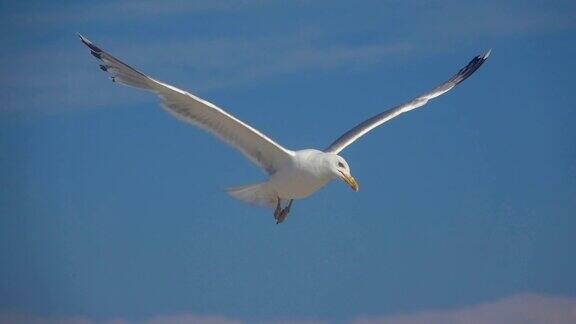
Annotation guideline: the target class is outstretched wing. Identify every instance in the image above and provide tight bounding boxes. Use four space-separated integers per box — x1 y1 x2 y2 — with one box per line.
324 50 491 154
79 34 294 174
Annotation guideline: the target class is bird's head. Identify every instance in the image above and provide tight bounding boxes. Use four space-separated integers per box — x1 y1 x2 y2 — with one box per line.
325 154 359 192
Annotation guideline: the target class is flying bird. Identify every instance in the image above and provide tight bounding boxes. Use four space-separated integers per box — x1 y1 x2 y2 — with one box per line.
79 34 490 224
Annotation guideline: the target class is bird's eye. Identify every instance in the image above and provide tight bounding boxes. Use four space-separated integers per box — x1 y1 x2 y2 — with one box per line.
337 162 345 168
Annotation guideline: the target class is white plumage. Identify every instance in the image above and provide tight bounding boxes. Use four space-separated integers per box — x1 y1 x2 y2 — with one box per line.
79 34 490 223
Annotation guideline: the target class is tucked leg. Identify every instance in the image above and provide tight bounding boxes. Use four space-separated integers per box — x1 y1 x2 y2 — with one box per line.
276 199 294 224
274 197 282 222
285 199 293 213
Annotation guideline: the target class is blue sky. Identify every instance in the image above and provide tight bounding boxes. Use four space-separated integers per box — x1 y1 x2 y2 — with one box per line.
1 0 575 323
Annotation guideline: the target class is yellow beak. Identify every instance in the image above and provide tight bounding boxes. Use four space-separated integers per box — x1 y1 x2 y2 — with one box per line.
340 172 359 192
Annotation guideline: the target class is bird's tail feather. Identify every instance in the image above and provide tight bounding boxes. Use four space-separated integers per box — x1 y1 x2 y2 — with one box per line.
226 182 277 209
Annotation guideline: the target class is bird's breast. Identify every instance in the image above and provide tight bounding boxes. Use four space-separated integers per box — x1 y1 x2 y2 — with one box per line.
268 164 332 199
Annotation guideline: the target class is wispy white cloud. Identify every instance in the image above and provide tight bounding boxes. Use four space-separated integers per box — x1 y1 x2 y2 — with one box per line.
10 0 575 34
2 0 574 117
0 31 411 116
4 0 281 25
2 293 576 324
412 1 576 40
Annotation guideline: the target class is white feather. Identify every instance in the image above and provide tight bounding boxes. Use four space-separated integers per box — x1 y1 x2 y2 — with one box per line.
79 34 294 175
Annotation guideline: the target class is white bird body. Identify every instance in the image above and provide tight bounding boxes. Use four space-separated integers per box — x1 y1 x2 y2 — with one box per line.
227 150 345 209
269 150 335 199
79 34 490 223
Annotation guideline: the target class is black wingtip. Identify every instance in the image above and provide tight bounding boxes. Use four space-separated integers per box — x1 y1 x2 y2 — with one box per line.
90 50 102 59
451 49 491 85
78 33 102 54
78 33 90 46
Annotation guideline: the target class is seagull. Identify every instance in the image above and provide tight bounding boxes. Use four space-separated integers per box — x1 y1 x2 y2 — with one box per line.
79 34 490 224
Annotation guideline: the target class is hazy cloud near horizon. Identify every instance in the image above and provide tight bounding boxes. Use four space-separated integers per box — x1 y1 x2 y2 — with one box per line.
2 293 576 324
